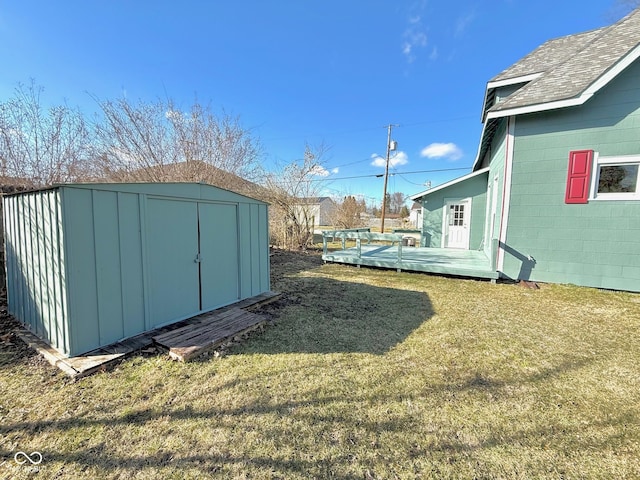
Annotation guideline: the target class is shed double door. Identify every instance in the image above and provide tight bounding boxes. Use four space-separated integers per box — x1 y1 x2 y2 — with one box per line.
146 199 239 328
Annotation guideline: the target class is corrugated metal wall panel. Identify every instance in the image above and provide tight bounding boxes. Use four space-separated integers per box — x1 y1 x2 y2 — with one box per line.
258 204 270 292
250 203 261 295
199 202 240 310
118 192 145 338
63 187 100 355
50 190 69 354
238 203 252 298
3 190 70 354
93 190 125 346
63 188 150 355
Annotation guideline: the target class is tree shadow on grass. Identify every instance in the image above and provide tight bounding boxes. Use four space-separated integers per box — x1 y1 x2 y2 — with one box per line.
248 275 433 355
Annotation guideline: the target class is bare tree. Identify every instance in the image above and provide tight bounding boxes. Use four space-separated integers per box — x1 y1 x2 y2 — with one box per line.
0 80 92 187
389 192 407 215
264 143 331 249
332 195 365 229
93 97 262 195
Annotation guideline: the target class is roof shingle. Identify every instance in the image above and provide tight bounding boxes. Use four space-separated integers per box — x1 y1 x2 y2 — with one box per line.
487 7 640 115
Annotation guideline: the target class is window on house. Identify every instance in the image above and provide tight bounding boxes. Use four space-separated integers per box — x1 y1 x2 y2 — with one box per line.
449 204 465 226
592 156 640 200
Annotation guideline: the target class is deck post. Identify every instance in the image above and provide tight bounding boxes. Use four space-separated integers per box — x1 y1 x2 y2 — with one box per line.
491 238 499 272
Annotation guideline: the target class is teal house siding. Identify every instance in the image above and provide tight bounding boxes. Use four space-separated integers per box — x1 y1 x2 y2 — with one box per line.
420 171 489 249
502 59 640 291
482 120 508 259
408 8 640 292
3 182 270 357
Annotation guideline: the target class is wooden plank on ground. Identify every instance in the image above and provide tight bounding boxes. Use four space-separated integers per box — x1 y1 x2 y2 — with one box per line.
13 290 279 376
154 308 267 362
153 308 243 344
15 327 132 378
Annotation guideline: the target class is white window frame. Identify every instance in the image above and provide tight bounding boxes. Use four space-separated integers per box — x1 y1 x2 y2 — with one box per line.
590 154 640 201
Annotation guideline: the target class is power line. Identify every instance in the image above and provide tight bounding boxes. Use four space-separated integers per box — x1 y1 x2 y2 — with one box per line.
304 166 471 183
261 114 477 143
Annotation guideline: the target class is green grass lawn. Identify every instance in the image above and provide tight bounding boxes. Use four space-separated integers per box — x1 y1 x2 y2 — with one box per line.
1 250 639 479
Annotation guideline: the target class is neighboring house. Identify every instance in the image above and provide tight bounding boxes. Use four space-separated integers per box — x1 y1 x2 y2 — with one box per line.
292 197 336 227
409 202 423 229
103 159 267 200
411 7 640 292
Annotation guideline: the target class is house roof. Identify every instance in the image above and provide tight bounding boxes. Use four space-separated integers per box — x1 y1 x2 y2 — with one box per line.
294 196 334 204
483 7 640 120
472 7 640 171
102 159 268 200
410 167 489 201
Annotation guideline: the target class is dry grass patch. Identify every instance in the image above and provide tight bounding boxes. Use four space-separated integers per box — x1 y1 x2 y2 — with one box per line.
1 250 639 479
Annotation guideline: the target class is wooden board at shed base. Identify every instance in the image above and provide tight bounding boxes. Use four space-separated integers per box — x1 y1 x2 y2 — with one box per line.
153 307 266 361
14 291 280 377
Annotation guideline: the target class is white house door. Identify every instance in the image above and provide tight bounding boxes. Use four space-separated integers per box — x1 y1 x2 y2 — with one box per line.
444 199 471 249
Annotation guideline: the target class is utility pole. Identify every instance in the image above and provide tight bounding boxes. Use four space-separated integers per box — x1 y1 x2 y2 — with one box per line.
380 123 398 233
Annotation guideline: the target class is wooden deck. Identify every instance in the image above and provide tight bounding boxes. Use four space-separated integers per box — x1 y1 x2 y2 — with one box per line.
323 243 498 280
16 291 280 378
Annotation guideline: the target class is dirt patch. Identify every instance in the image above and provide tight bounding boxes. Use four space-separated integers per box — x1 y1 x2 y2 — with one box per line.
0 289 44 367
249 248 324 322
269 247 323 280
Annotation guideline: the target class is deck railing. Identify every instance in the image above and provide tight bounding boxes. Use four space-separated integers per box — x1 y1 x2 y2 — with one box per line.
322 230 405 264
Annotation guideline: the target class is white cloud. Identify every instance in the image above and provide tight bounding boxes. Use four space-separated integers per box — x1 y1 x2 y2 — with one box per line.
420 143 463 161
401 4 430 64
331 167 339 174
402 30 428 63
455 11 476 38
371 151 409 168
310 165 331 177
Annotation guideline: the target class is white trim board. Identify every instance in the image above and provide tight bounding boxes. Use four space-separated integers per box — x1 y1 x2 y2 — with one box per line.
410 167 489 201
497 116 515 272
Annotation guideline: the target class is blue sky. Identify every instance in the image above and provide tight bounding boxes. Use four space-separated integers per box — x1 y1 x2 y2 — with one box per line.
0 0 632 206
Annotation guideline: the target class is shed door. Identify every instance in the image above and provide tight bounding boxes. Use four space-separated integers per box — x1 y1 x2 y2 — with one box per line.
199 203 239 310
444 199 471 249
147 199 200 328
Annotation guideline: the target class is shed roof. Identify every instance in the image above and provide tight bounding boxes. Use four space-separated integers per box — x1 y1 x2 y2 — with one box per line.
3 182 268 205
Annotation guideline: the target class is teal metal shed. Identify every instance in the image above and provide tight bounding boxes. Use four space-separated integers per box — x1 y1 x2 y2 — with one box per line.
3 182 270 357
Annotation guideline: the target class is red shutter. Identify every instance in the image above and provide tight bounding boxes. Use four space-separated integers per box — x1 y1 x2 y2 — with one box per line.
565 150 593 204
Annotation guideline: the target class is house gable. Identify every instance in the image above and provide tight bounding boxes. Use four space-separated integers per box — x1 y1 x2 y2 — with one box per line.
475 8 640 171
486 9 640 119
413 169 489 249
